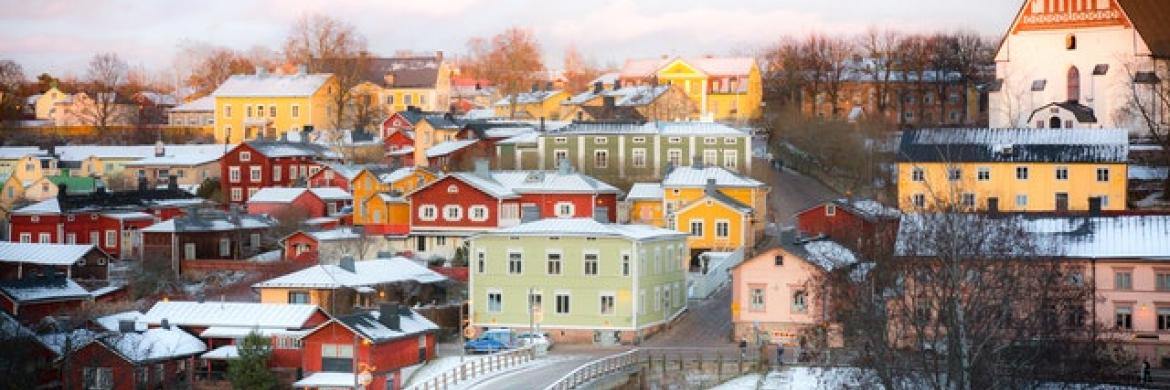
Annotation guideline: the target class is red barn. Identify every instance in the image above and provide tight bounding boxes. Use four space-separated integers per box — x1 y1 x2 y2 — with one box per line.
795 198 901 253
296 305 438 390
63 328 205 390
220 140 340 205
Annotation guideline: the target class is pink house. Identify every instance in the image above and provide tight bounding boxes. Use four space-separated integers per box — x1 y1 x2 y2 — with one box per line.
729 232 860 347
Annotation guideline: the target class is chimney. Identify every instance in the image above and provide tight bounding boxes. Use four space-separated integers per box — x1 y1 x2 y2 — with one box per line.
255 66 267 77
340 255 356 272
118 319 136 333
379 303 401 331
558 158 572 175
593 81 603 94
473 158 491 179
444 112 454 122
297 64 308 76
474 82 482 91
168 175 179 192
160 318 170 330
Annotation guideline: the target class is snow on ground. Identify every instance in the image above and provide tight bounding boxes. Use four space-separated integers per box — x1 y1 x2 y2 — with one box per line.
708 373 761 390
402 355 488 388
713 367 1142 390
1135 192 1170 209
180 270 251 297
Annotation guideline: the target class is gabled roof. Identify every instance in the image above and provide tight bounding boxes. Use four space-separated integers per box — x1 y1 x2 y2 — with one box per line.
626 183 664 201
0 243 102 266
141 213 273 233
55 144 228 162
898 128 1129 163
247 188 316 203
0 278 93 303
99 328 206 364
245 141 340 159
313 308 438 344
211 73 332 97
444 172 519 199
170 96 214 112
425 139 479 158
773 231 861 272
483 218 685 241
0 147 48 160
494 90 564 106
310 187 352 201
418 114 464 130
675 187 754 215
489 170 621 195
378 166 428 185
620 57 757 78
662 166 765 188
356 55 443 88
795 198 900 222
253 257 445 289
142 301 322 329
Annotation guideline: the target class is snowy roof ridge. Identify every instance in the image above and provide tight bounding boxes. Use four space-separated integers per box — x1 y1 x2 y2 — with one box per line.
142 301 322 329
662 166 764 188
252 257 446 289
212 73 331 97
0 242 99 266
484 218 685 241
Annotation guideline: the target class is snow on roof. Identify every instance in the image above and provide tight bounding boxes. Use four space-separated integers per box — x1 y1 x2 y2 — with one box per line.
137 92 179 106
141 214 273 233
39 329 98 356
626 183 664 200
592 72 620 85
0 242 98 266
124 149 227 167
801 240 860 271
482 127 534 139
489 170 620 194
142 301 321 329
170 96 214 112
307 228 363 242
662 166 764 188
497 132 540 145
95 311 147 332
832 198 900 220
425 139 478 158
656 122 748 136
294 372 358 388
247 141 340 159
253 257 446 289
13 198 61 215
899 128 1129 163
1130 165 1169 181
247 188 311 203
378 166 422 184
199 326 306 339
0 146 48 159
105 328 206 363
484 218 685 241
212 73 331 97
201 345 239 360
55 145 228 163
493 90 564 106
0 278 92 303
620 57 756 78
335 309 439 343
896 214 1170 259
449 172 519 198
101 212 155 220
310 187 352 201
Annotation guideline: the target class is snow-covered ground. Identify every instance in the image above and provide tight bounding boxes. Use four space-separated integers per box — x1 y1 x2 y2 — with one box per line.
711 367 1143 390
1135 192 1170 209
402 355 488 388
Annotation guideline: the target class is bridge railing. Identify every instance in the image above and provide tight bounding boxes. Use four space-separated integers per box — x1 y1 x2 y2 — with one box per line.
544 347 762 390
406 346 535 390
544 349 641 390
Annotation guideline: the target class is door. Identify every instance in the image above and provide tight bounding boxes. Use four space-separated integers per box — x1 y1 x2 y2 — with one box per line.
1088 197 1102 213
593 206 610 223
987 197 999 213
416 236 427 252
1055 193 1069 212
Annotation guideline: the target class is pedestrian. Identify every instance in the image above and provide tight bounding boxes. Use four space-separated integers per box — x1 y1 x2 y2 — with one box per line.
1142 360 1152 384
776 344 785 367
739 338 748 359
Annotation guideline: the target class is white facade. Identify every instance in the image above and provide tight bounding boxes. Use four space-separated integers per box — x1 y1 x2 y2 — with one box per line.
989 0 1166 136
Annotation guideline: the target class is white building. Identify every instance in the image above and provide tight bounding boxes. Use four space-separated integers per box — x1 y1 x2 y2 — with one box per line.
989 0 1169 136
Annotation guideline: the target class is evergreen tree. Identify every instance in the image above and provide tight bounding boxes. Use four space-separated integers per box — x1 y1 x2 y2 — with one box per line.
227 331 277 390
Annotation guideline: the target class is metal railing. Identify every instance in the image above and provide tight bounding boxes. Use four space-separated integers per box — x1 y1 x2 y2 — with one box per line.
406 346 535 390
544 347 764 390
544 349 641 390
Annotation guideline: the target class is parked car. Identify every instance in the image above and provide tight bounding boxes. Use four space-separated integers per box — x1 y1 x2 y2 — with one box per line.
464 337 509 354
516 332 553 350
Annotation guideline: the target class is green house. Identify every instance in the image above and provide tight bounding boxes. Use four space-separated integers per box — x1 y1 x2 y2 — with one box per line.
468 218 688 345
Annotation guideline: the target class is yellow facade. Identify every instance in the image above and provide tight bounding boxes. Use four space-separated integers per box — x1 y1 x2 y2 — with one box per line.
630 198 666 227
213 76 337 143
652 59 762 121
412 119 464 167
361 194 410 226
897 162 1128 212
493 91 569 119
351 167 439 226
673 196 751 252
258 287 332 307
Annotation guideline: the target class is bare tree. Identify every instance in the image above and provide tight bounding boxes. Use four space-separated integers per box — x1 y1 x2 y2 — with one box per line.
858 28 903 116
177 42 255 98
464 27 545 118
286 13 368 131
562 44 602 94
348 86 384 134
761 36 806 109
77 53 132 132
0 59 24 124
1123 61 1170 199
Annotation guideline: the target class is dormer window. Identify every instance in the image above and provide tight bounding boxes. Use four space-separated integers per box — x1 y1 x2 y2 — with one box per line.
825 204 837 216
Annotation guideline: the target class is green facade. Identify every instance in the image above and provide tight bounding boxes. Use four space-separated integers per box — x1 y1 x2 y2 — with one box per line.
468 230 687 333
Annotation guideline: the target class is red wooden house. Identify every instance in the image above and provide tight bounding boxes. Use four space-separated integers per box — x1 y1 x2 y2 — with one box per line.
380 108 441 138
140 210 275 276
245 187 350 220
0 278 94 323
383 130 415 167
64 327 205 390
795 198 901 254
0 242 111 281
296 304 438 390
220 140 340 205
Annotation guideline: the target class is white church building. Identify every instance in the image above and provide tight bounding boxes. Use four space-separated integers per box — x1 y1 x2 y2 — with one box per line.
989 0 1168 137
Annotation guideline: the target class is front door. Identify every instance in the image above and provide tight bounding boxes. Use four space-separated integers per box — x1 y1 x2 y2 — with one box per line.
1055 193 1069 212
416 236 427 252
987 197 999 213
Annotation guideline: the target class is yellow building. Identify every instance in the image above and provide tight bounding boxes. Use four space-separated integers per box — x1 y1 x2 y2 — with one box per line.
351 166 439 226
254 257 447 315
627 166 769 254
897 128 1129 212
492 89 568 119
211 67 337 143
411 115 465 167
619 56 762 121
33 85 70 120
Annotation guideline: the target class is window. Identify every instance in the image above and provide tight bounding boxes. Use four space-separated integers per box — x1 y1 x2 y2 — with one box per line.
703 150 717 166
621 253 630 276
1056 167 1069 181
584 253 599 276
84 367 114 390
632 136 646 143
554 137 568 144
600 294 615 315
404 94 413 105
183 243 196 260
594 150 608 169
1159 308 1170 331
723 150 737 170
631 148 647 168
725 137 738 144
668 137 681 144
639 290 646 314
442 205 462 221
248 187 258 199
1010 166 1029 180
555 293 570 314
1157 272 1170 291
291 105 300 118
386 95 394 105
419 95 427 105
447 184 459 194
1116 306 1133 330
90 231 99 245
249 166 261 181
288 291 310 304
689 220 703 237
219 238 231 257
231 188 242 202
553 149 568 164
18 233 31 243
961 193 976 209
825 204 837 216
554 202 575 218
977 167 990 181
476 251 485 273
528 291 542 314
653 287 661 311
749 286 765 311
66 233 77 244
594 136 608 144
435 236 446 246
508 252 523 274
421 204 439 220
1114 270 1133 290
239 151 251 162
911 168 925 182
469 205 489 221
715 220 730 238
500 204 519 220
947 168 961 181
249 233 261 249
273 165 281 181
1015 194 1028 208
546 252 562 275
229 166 241 182
245 105 253 117
255 104 265 117
911 193 926 208
487 290 503 313
702 137 716 145
223 105 232 118
104 231 116 248
792 290 808 313
1096 168 1110 182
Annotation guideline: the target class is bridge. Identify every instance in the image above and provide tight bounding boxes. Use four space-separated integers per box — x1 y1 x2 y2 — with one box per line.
544 347 766 390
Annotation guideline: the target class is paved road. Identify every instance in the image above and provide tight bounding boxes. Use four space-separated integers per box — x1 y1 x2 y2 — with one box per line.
643 284 735 348
463 346 628 390
751 158 841 228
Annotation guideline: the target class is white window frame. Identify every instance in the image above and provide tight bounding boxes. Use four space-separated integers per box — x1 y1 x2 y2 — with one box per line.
291 105 300 118
39 232 52 244
104 230 116 248
554 291 571 315
229 166 241 183
702 149 718 166
249 166 262 181
599 292 616 316
631 148 647 168
239 151 251 162
1015 194 1028 208
554 202 575 218
19 233 31 243
546 251 562 275
508 251 523 275
442 205 463 221
219 238 231 257
1096 167 1110 182
231 188 242 202
184 243 196 260
419 205 438 221
723 150 737 170
594 136 608 145
977 167 991 181
487 289 503 313
583 252 599 276
469 205 489 222
689 219 704 237
715 220 730 239
1056 166 1069 181
594 150 608 169
476 250 486 273
911 167 925 182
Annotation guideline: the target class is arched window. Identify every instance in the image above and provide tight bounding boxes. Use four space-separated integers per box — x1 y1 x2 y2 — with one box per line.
1067 66 1081 102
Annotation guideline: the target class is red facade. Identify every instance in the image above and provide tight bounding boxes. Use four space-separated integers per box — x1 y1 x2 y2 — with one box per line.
0 295 88 324
518 193 618 223
282 232 319 263
247 191 327 220
308 168 353 190
65 342 194 390
220 143 326 205
383 130 416 167
381 113 415 137
9 208 185 261
409 176 509 232
795 202 899 253
300 321 436 390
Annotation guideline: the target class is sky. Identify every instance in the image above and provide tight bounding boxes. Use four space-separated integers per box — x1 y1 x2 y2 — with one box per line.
0 0 1022 78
